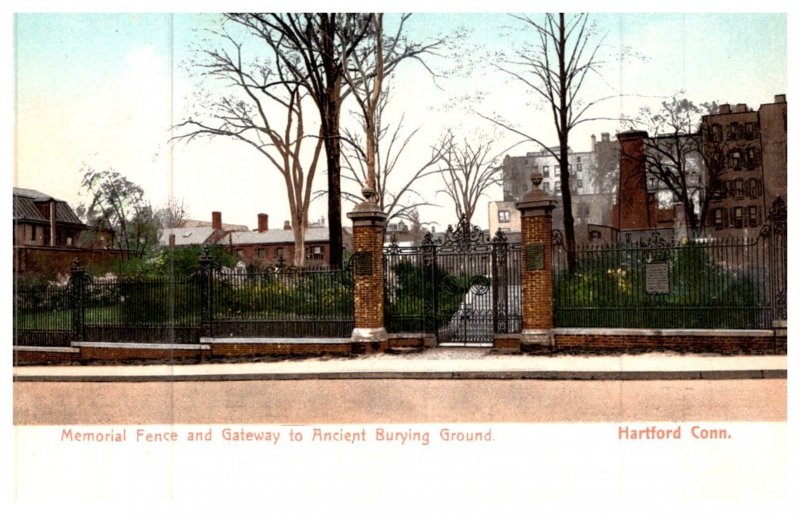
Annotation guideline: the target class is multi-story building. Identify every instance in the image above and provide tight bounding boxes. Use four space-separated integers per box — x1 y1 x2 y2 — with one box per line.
702 95 787 238
489 133 619 240
609 94 787 242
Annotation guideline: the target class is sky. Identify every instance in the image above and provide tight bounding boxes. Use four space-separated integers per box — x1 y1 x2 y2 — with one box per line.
8 7 790 233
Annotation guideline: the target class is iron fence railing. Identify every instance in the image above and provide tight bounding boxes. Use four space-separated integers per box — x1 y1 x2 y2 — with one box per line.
383 220 522 342
553 233 777 329
210 267 354 338
14 251 355 345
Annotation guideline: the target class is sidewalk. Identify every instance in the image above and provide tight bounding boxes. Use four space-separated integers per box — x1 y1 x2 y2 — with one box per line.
13 348 787 382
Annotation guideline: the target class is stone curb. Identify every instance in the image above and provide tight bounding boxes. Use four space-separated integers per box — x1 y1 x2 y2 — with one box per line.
13 369 787 383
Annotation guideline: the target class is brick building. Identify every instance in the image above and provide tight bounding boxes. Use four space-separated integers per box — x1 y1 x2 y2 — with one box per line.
490 133 619 241
702 95 787 238
160 211 350 268
13 188 122 276
612 94 787 240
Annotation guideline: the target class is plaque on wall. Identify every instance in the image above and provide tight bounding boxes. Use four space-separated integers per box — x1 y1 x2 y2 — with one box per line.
525 243 545 271
645 262 669 294
353 251 373 276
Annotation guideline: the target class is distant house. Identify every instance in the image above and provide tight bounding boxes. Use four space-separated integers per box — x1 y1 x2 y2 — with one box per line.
13 187 122 276
14 187 89 248
159 211 351 267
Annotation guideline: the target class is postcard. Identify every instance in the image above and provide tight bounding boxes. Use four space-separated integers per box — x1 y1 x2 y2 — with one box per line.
6 4 794 515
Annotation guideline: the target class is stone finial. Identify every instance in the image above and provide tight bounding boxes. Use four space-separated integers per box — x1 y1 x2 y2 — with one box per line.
531 169 543 189
362 186 377 204
518 165 556 209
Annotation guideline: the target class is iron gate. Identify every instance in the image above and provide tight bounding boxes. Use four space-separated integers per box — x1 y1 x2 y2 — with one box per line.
384 217 521 344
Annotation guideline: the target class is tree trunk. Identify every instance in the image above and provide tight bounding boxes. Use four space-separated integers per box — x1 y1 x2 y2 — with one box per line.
292 219 306 268
558 13 577 273
321 100 343 270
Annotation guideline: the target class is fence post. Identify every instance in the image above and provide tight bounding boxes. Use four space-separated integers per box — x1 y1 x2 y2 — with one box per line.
492 229 509 334
347 187 388 352
516 169 557 352
69 257 86 341
199 246 213 338
767 197 787 349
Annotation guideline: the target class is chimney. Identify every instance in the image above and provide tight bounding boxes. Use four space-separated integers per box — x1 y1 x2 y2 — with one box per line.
49 200 57 247
719 104 731 114
734 103 748 113
212 211 222 230
601 132 610 142
615 130 651 231
591 134 597 152
283 220 291 230
775 94 786 104
257 213 269 233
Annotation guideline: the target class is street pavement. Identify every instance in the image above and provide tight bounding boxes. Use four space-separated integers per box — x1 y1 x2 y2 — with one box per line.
13 350 787 425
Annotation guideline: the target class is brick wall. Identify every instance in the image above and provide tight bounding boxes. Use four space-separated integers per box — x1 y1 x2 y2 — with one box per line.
14 246 131 277
515 330 787 355
210 343 351 357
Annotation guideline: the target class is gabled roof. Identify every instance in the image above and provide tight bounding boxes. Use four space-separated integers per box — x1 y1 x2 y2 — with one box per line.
13 188 84 226
227 227 330 245
159 227 217 246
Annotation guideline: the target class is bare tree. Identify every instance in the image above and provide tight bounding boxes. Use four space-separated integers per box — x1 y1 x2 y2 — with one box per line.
436 132 507 227
224 13 441 267
340 90 447 223
154 198 188 230
480 13 610 271
629 97 727 234
173 27 323 267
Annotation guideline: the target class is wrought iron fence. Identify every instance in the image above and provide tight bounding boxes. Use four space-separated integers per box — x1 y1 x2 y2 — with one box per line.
553 196 787 330
383 219 521 342
13 280 73 346
14 251 355 345
209 262 354 338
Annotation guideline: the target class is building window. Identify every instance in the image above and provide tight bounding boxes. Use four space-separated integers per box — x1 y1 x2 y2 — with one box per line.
713 208 726 230
568 164 572 172
30 225 37 242
745 147 760 169
747 178 762 198
729 151 741 170
554 165 560 174
734 178 744 199
256 248 266 258
276 247 285 259
554 181 561 193
542 165 549 177
498 210 511 223
589 230 601 241
306 245 324 261
709 124 723 142
543 182 550 192
576 156 582 163
727 123 740 140
745 122 755 140
732 207 744 229
748 206 759 227
577 163 582 172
